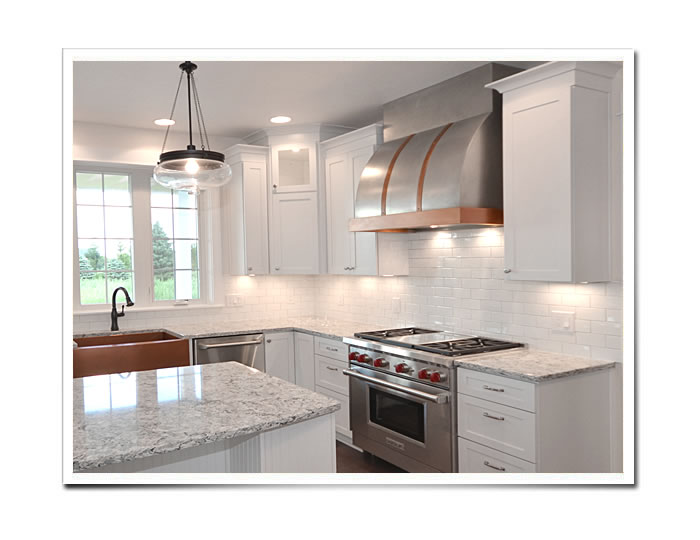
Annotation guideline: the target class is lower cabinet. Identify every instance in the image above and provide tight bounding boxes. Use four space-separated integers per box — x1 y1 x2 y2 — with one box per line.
458 438 536 473
265 331 352 443
263 332 295 383
456 367 615 473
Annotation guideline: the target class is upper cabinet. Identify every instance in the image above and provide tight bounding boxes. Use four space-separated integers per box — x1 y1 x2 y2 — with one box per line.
321 124 409 276
271 142 317 193
487 61 622 283
221 145 270 276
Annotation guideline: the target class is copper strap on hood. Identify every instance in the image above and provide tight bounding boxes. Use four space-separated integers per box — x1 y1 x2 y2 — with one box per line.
381 134 414 215
417 122 453 211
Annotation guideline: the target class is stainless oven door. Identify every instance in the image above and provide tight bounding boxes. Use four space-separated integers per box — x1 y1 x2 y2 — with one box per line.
344 366 452 472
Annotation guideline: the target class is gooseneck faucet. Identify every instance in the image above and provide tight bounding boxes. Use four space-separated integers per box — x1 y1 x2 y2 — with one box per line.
111 287 134 331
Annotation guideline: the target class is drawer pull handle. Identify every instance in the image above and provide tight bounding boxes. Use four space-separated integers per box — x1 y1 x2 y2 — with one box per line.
484 461 506 472
326 347 338 352
483 385 505 393
483 412 505 421
326 366 339 371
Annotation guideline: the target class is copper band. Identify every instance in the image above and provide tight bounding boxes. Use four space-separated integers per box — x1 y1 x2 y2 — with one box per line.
381 134 414 215
416 123 453 211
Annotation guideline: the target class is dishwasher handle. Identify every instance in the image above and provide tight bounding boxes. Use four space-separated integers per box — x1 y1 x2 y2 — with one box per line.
196 338 263 350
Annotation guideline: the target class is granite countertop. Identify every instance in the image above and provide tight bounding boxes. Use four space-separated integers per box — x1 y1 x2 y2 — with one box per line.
454 348 616 382
73 361 340 472
73 316 374 342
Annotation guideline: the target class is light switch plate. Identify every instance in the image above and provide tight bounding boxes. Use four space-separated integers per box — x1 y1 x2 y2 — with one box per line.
226 294 243 307
550 308 575 334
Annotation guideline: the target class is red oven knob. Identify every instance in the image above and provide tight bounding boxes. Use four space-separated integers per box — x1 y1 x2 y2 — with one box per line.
418 368 431 380
430 372 446 383
358 354 371 364
395 363 413 374
373 358 389 368
348 351 359 361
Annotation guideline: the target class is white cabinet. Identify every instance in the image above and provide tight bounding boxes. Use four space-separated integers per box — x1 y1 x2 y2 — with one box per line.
312 336 352 442
293 332 315 391
487 61 621 283
321 124 408 276
264 332 295 383
456 367 615 473
221 145 269 276
269 191 320 274
271 142 318 193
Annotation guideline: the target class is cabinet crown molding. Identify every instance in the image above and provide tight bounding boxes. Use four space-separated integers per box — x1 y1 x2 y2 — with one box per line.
486 61 622 94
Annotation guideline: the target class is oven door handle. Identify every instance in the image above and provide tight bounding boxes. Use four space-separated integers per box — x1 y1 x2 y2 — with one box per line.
342 369 450 404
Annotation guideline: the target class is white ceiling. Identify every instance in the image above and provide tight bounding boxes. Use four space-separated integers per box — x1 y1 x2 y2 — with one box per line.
73 60 542 138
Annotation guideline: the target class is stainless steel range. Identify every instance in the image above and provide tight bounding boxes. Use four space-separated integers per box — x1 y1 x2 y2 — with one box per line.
342 328 523 473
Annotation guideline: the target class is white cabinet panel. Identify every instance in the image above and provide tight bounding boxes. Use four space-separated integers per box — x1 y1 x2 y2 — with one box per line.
325 153 355 274
264 332 295 383
457 394 536 463
293 332 315 391
315 385 351 439
457 368 536 412
458 437 536 473
222 145 270 276
489 61 621 283
314 336 348 363
269 191 320 274
314 355 348 396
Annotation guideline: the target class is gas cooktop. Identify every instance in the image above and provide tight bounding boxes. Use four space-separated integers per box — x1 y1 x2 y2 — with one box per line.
354 328 523 357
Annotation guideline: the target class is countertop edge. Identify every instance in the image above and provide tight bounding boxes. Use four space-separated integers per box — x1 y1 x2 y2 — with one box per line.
73 400 340 472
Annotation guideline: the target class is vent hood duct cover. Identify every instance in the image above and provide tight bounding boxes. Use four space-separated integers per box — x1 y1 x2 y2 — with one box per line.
350 112 503 232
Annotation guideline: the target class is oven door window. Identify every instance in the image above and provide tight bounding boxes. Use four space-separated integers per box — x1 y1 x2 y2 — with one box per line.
369 386 425 443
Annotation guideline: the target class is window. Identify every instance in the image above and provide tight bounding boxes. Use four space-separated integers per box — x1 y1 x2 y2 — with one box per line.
150 181 200 301
73 162 210 311
75 172 134 304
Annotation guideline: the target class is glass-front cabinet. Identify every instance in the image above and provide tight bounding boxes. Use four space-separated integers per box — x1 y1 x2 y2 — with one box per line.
270 142 318 193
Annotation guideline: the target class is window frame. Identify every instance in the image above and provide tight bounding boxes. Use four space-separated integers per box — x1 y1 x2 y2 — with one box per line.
73 161 212 312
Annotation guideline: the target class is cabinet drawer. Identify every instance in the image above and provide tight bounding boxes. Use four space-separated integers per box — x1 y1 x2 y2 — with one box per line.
315 355 348 396
314 385 351 439
457 368 536 412
458 438 536 473
314 336 348 362
458 394 536 463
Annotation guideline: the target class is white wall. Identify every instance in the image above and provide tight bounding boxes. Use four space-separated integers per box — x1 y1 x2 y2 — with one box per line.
73 122 242 166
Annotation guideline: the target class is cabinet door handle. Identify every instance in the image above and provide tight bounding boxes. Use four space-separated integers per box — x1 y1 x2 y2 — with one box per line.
248 266 253 272
503 268 512 274
483 412 505 421
483 461 506 472
344 267 349 271
483 385 505 393
326 347 338 352
325 366 338 371
272 184 278 189
275 267 280 271
266 339 271 343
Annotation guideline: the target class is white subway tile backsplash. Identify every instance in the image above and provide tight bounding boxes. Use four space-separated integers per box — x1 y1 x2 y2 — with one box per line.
73 228 623 362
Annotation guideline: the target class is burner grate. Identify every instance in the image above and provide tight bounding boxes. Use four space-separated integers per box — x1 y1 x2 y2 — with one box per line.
415 337 523 356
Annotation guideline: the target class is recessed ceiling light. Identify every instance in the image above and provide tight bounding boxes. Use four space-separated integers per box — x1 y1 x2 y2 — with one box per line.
270 116 291 124
154 118 175 126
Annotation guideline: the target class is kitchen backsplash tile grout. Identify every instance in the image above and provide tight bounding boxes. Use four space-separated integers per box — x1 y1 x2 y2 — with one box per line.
72 227 623 362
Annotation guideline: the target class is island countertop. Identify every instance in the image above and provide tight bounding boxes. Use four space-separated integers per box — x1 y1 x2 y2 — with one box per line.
73 361 340 472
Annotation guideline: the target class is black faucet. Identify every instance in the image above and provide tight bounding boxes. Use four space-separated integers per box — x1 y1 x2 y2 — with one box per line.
111 287 134 331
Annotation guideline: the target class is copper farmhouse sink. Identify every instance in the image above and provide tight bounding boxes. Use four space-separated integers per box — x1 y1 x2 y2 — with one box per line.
73 331 190 378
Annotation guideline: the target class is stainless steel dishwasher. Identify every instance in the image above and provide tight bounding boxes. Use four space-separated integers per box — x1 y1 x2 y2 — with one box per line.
192 334 265 371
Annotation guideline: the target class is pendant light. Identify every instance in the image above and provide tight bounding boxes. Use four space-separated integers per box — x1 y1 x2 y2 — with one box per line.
153 61 232 193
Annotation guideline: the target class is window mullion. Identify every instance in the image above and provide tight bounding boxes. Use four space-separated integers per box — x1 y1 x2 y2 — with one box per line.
131 170 154 308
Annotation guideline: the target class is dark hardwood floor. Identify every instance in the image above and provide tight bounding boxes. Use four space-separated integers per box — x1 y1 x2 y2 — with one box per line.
335 441 405 473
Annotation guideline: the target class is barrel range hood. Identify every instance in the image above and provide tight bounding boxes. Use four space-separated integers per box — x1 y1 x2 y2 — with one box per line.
349 63 518 233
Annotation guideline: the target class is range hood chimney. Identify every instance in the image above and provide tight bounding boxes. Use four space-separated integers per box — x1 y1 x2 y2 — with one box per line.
350 63 522 233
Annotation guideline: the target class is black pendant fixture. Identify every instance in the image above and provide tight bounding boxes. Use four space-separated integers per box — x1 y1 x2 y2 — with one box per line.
153 61 232 193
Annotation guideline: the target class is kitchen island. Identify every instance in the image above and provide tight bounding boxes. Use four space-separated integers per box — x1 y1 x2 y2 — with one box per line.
72 361 339 475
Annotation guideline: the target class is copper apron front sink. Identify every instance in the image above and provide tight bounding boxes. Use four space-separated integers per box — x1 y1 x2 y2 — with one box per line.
73 331 190 378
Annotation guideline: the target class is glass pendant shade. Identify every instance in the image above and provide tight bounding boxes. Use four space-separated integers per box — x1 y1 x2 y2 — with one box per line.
154 61 232 193
153 148 232 193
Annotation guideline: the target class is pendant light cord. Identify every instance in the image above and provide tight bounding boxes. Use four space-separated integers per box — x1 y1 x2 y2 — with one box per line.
161 70 185 155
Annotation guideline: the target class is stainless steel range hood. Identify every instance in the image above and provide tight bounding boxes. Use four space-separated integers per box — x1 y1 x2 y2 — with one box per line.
349 63 521 233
